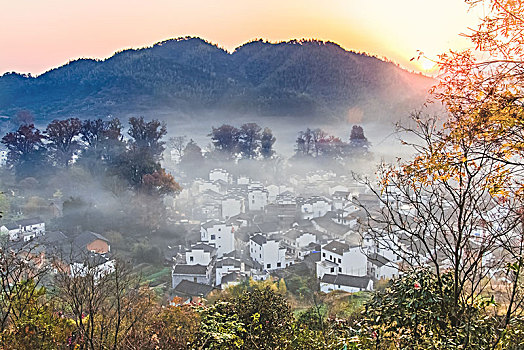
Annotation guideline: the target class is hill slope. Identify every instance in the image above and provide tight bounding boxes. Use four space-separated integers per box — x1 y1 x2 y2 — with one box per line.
0 37 433 123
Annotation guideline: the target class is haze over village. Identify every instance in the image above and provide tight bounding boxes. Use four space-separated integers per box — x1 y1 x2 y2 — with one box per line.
0 0 523 349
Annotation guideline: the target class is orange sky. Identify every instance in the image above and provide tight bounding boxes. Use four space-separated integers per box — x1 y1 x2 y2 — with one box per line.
0 0 483 76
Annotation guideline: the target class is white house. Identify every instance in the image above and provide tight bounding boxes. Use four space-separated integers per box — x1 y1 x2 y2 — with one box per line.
200 220 235 257
281 229 318 258
209 168 231 184
185 243 217 265
249 234 288 271
247 184 268 211
172 264 212 287
320 274 373 293
215 257 248 286
1 217 46 241
221 196 245 220
367 253 399 280
198 181 221 194
301 196 331 220
332 191 352 210
316 240 368 278
70 254 115 280
267 185 294 203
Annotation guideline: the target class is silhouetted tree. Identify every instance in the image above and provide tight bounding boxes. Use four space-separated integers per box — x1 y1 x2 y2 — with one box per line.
167 135 187 161
260 127 276 158
209 124 239 158
238 123 262 159
45 118 82 167
127 116 167 161
1 124 46 178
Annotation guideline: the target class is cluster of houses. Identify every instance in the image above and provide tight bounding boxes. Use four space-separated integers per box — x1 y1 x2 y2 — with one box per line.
168 168 402 301
0 217 114 278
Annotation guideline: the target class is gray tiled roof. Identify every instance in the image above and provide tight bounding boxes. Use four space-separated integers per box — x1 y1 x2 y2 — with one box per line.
173 264 208 275
321 273 371 289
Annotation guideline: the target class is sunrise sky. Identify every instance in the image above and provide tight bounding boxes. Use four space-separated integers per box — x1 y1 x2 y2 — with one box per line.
0 0 483 76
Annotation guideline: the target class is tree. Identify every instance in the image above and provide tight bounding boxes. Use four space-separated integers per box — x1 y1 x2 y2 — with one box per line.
55 260 151 350
1 124 46 178
349 125 369 149
238 123 262 159
295 128 313 156
141 168 182 196
358 269 497 349
78 118 125 175
45 118 82 167
127 116 167 161
260 128 276 159
167 135 187 161
209 124 240 159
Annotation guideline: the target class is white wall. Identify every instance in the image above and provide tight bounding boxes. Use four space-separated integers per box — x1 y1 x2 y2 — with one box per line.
201 223 235 257
186 249 212 265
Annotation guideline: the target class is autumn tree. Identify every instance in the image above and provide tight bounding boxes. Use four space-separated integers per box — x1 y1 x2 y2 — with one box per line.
45 118 82 167
54 260 151 350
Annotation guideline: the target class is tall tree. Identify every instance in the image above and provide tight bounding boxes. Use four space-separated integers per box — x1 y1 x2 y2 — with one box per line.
238 123 262 159
1 124 46 178
167 135 187 161
209 124 239 158
127 116 167 160
295 128 313 156
260 127 276 159
45 118 82 167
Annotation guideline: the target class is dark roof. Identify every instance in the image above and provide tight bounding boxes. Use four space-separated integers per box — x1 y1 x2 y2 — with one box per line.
321 273 372 289
323 241 350 254
201 220 222 229
16 217 44 227
173 264 208 275
173 280 214 297
216 257 242 268
190 243 217 253
251 234 267 246
221 271 246 284
333 191 350 197
3 217 44 230
3 222 19 230
255 221 280 234
368 253 391 268
313 216 351 236
73 231 109 249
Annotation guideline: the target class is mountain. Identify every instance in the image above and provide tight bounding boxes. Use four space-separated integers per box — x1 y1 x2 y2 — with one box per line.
0 37 433 123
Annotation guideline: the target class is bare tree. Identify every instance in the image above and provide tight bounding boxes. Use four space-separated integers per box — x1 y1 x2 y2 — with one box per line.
54 258 151 350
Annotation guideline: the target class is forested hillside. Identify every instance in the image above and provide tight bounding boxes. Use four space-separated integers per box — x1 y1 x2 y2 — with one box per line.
0 37 432 122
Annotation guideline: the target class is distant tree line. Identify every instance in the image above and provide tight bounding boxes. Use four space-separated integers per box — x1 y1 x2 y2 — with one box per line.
1 116 180 197
295 125 370 158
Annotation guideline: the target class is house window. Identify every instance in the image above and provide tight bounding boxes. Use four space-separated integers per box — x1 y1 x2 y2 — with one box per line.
330 268 334 272
218 228 221 231
338 267 342 273
338 258 341 264
259 254 261 258
322 253 326 258
211 235 216 240
277 262 281 267
194 277 197 282
267 264 271 269
190 256 194 262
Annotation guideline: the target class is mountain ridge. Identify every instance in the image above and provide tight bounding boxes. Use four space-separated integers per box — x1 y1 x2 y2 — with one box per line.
0 37 434 123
